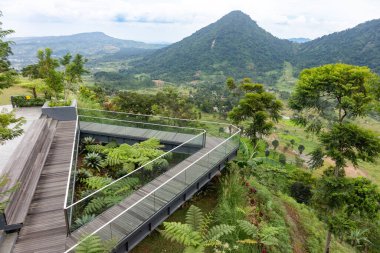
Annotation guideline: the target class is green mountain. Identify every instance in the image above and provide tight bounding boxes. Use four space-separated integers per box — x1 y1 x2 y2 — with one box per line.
9 32 166 69
131 11 295 83
295 19 380 74
129 11 380 84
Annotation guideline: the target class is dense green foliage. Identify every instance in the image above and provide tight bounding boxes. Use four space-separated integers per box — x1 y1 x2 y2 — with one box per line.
94 71 154 90
0 111 25 144
11 95 45 107
73 137 171 229
0 12 16 91
161 205 235 253
290 63 380 252
110 87 200 119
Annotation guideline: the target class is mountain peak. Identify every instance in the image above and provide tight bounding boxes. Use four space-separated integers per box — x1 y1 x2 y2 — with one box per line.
218 10 256 24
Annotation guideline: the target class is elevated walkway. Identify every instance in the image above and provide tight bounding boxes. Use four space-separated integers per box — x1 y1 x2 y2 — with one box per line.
2 108 239 253
63 110 240 252
12 121 76 253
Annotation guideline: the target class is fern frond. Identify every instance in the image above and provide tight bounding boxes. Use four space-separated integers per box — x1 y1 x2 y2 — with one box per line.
186 205 204 232
83 195 122 215
111 177 140 196
75 235 104 253
135 138 163 149
205 224 235 242
161 222 202 247
84 176 113 190
86 144 106 154
237 220 258 237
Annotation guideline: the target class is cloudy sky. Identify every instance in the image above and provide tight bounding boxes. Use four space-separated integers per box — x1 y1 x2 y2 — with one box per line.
1 0 379 43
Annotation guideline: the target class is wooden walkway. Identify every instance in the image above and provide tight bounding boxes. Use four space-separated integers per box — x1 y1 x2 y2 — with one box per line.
66 136 236 249
12 121 76 253
79 121 202 146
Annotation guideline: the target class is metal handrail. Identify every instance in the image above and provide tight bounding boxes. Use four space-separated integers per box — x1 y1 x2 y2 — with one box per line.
64 127 240 252
63 116 79 209
78 108 239 129
78 115 206 133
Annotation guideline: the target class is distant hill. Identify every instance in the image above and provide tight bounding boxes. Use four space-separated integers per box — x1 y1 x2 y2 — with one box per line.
9 32 166 69
288 38 311 43
128 12 380 83
131 10 295 83
295 19 380 74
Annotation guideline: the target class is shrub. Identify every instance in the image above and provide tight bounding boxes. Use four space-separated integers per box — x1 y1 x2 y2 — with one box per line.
48 99 72 107
11 95 45 107
290 181 312 204
279 154 287 165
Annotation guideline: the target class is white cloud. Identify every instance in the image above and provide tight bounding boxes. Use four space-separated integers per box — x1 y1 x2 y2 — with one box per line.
0 0 379 43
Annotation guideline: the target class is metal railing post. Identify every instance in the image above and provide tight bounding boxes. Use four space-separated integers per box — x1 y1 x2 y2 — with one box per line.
64 208 71 235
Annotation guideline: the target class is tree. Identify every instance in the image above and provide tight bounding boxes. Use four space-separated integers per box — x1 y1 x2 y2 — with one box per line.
61 53 88 99
0 109 25 145
161 205 235 253
298 144 305 155
45 69 64 99
290 139 295 148
21 64 42 98
278 154 286 165
36 48 59 78
313 176 380 253
228 78 282 146
290 63 380 252
0 11 17 91
271 139 279 150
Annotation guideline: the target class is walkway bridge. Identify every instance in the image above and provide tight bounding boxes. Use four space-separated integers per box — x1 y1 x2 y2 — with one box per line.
4 108 240 253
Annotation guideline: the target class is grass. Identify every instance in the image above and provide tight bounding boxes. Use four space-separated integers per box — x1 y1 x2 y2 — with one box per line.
131 181 219 253
0 84 31 105
275 62 297 92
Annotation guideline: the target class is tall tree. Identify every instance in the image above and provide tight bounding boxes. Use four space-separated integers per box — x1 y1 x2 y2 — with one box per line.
0 11 16 91
228 78 282 146
290 63 380 252
36 48 59 78
61 53 88 99
21 64 44 98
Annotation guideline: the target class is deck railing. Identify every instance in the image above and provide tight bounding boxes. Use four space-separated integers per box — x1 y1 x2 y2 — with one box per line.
63 109 240 252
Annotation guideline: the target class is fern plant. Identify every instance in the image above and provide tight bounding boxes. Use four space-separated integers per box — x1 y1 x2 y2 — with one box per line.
82 176 140 216
83 152 104 171
161 205 235 253
82 136 95 146
75 235 104 253
237 220 282 251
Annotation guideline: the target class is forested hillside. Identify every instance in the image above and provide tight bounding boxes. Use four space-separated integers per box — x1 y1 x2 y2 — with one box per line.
295 19 380 74
131 10 295 83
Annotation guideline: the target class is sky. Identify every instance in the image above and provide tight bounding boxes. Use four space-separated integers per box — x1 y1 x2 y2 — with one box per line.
0 0 379 43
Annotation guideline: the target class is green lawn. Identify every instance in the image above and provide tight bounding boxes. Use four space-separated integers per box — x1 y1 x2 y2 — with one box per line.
0 84 31 105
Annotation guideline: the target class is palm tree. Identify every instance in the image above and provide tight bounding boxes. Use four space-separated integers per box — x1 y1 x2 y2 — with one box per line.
161 205 235 253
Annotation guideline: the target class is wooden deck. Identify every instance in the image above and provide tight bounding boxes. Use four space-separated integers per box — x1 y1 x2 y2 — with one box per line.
65 136 236 249
12 121 76 253
79 121 202 146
